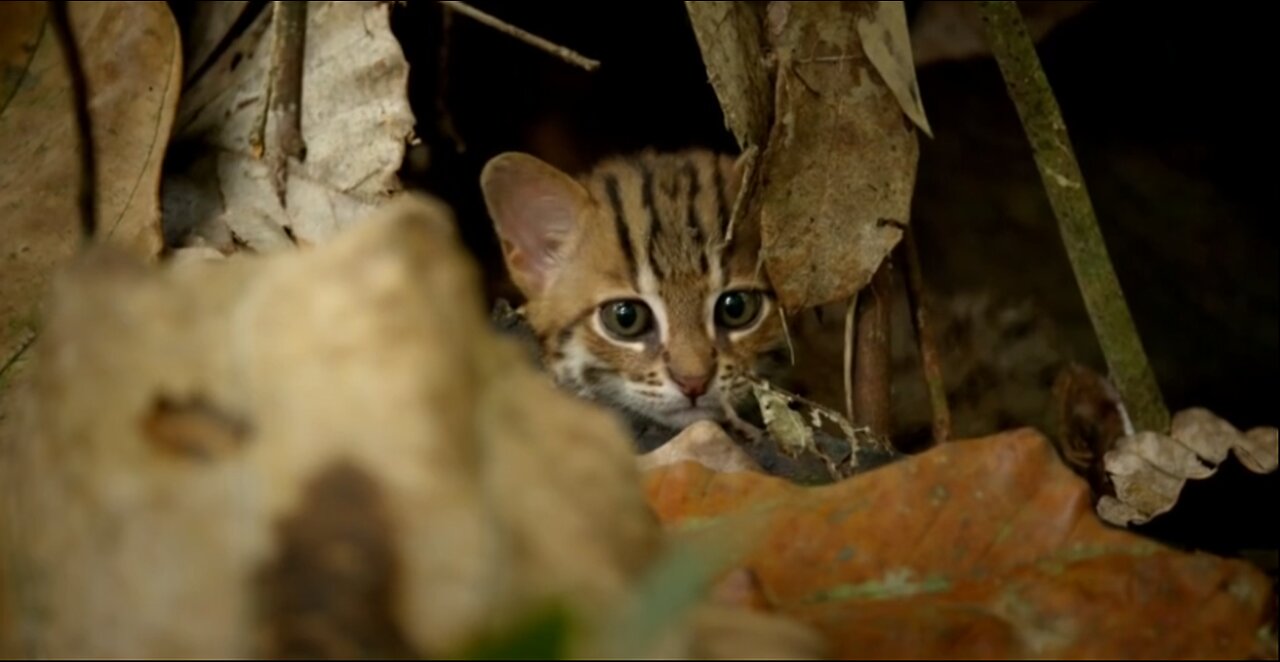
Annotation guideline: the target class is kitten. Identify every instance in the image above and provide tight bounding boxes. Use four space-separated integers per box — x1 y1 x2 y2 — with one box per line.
480 148 787 433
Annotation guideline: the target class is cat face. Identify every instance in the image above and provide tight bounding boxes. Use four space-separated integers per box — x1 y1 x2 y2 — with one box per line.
480 149 786 430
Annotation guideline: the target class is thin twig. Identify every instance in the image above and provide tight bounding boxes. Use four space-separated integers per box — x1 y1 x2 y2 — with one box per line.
853 261 894 441
48 1 96 242
843 293 858 425
978 1 1170 434
440 1 600 72
267 0 309 209
896 230 951 445
434 4 466 152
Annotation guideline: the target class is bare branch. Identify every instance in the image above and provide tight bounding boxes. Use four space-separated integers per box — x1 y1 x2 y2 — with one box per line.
896 231 951 445
440 1 600 72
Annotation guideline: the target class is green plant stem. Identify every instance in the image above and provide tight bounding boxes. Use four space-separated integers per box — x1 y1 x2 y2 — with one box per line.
978 0 1170 434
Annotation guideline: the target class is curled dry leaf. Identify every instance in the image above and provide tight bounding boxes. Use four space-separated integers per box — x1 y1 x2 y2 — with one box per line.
757 1 919 312
163 1 415 252
643 428 1276 659
1097 408 1280 527
1 0 178 374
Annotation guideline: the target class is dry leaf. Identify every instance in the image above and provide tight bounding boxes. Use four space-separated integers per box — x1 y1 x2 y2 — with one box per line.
683 1 773 148
1098 408 1280 526
855 0 932 137
163 1 414 252
757 1 919 312
644 428 1276 659
1 1 178 371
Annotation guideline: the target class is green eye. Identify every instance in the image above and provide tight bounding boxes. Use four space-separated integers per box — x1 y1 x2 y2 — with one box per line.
715 290 763 330
600 299 653 339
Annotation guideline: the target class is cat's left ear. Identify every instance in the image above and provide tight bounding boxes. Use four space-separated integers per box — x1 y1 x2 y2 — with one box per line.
480 152 592 297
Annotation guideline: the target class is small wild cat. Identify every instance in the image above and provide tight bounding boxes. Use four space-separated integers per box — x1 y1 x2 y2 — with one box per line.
480 148 788 433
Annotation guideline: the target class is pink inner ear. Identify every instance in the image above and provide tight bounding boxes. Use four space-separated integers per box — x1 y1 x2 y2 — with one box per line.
482 153 588 294
502 191 573 272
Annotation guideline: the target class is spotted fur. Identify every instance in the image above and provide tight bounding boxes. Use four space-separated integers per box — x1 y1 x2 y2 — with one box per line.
481 148 786 430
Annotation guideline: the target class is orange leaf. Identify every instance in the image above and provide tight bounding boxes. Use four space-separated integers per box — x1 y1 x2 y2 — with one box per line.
643 429 1274 659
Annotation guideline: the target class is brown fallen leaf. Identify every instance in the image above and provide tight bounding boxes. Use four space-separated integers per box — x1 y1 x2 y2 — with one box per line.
164 1 415 252
1097 408 1279 527
756 1 919 312
1 0 178 376
644 428 1276 659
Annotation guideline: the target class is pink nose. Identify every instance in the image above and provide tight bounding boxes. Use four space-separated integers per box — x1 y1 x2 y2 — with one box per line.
672 373 710 402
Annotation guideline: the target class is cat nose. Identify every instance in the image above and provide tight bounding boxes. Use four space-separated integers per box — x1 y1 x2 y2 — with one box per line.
671 372 710 401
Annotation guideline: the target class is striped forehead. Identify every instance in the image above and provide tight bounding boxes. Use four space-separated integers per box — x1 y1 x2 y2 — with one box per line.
581 150 735 299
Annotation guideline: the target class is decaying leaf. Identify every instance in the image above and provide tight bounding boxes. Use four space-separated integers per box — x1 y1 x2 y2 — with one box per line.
643 428 1276 659
683 1 772 149
755 383 817 458
685 2 922 312
855 0 932 137
163 1 415 252
1097 407 1279 527
756 1 920 311
1 1 178 374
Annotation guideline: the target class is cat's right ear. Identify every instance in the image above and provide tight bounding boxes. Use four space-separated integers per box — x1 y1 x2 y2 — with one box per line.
480 152 591 297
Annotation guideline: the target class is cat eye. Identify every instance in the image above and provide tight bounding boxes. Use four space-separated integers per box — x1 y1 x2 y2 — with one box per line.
715 290 763 330
599 299 653 339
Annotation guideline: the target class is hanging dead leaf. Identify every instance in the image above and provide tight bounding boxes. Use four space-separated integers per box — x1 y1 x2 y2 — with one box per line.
163 1 415 253
1097 407 1279 527
643 428 1276 659
756 1 919 312
1 0 178 381
683 1 773 149
855 0 932 137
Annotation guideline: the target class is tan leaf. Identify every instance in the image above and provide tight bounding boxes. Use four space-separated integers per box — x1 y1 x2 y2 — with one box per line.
1097 407 1279 526
683 2 772 149
855 0 932 137
1 0 177 379
756 1 919 311
164 1 415 252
